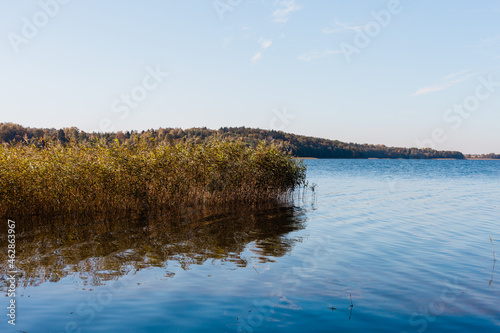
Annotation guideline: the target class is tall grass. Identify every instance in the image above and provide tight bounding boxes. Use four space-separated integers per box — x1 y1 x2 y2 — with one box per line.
0 139 306 219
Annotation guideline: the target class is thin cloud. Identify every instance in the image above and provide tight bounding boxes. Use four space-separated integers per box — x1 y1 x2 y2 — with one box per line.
321 19 366 34
272 0 302 23
298 49 341 62
259 38 273 49
466 35 500 58
251 52 262 63
251 38 272 63
412 84 451 96
442 69 470 81
411 70 477 96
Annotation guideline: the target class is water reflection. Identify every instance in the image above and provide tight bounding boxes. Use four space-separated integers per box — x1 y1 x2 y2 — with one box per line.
489 260 496 286
1 206 306 290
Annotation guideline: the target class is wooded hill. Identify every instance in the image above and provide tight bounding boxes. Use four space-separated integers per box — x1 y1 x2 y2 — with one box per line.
0 122 465 159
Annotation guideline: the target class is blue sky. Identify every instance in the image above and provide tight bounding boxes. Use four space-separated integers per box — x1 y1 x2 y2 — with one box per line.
1 0 499 153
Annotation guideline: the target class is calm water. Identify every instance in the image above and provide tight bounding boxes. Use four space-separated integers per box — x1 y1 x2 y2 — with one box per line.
2 160 499 332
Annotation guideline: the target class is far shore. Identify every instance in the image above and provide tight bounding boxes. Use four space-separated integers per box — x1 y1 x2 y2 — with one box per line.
465 158 500 160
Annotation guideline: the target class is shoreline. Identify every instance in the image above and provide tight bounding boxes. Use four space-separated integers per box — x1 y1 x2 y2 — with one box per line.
465 158 500 160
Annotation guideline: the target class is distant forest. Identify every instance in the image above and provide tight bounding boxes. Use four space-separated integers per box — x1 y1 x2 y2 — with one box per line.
0 122 469 159
465 153 500 159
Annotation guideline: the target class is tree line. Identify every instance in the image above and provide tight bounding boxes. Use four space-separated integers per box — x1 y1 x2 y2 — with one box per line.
0 122 467 159
465 153 500 159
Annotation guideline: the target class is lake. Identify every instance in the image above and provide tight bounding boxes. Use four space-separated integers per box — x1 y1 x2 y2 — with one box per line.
2 160 499 332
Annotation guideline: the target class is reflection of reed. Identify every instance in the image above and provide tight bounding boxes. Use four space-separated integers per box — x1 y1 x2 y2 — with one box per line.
490 259 496 287
490 236 496 261
0 206 305 289
490 236 496 287
349 294 354 320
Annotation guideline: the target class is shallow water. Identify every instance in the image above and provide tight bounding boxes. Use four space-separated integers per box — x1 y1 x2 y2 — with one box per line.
1 160 499 332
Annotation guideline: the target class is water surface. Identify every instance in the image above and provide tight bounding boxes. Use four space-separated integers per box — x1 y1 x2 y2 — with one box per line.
1 160 499 332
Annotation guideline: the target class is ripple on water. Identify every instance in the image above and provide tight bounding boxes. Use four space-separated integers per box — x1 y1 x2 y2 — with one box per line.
1 160 499 332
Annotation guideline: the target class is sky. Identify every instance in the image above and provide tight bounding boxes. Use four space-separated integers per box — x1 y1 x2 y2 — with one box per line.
1 0 499 154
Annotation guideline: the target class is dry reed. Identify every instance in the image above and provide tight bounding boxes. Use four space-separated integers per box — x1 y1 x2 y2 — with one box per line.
0 139 306 219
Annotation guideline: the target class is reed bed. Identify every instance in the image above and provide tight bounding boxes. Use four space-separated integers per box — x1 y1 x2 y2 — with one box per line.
0 139 306 219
